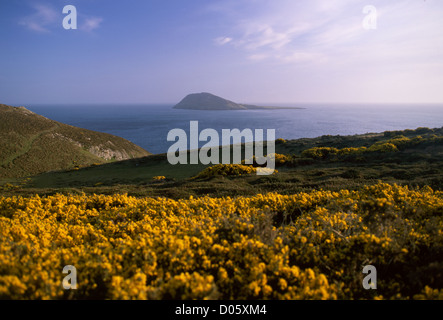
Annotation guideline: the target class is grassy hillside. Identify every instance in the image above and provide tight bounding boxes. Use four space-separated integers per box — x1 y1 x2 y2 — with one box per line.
0 104 151 179
2 126 442 198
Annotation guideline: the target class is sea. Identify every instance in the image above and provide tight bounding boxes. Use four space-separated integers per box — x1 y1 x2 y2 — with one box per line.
26 104 443 154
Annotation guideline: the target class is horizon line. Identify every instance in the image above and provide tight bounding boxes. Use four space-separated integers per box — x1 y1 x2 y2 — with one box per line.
5 101 443 107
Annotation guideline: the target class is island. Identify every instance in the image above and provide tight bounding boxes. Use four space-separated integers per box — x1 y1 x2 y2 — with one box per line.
173 92 304 110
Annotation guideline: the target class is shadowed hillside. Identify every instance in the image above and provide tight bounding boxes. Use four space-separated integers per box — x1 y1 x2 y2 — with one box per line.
0 103 151 178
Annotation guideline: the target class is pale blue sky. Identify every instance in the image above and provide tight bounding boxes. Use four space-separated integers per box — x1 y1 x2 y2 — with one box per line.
1 0 443 105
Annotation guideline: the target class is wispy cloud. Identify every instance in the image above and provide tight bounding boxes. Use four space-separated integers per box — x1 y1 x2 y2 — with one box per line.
19 3 103 33
212 0 443 68
240 24 293 50
214 36 232 46
19 3 58 32
247 53 269 62
212 0 355 64
80 17 103 32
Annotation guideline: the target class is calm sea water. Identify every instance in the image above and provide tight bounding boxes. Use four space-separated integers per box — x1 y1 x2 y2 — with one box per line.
26 104 443 154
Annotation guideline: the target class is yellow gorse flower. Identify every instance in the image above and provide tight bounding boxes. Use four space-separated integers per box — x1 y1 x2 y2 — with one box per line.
0 182 441 299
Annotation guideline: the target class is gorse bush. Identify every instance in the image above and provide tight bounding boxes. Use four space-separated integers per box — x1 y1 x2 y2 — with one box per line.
301 147 339 159
367 142 399 153
387 135 413 148
301 143 397 160
383 127 436 138
265 153 291 166
242 153 291 166
0 182 442 300
193 164 257 179
337 147 367 155
301 132 443 160
275 138 287 145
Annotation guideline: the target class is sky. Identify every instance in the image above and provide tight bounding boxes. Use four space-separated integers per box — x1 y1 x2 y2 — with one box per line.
1 0 443 105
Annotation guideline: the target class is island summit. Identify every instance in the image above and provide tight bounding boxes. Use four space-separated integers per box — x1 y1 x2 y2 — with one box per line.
173 92 303 110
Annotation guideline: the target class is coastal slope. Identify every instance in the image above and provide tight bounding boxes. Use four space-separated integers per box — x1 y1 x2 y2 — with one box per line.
0 103 151 178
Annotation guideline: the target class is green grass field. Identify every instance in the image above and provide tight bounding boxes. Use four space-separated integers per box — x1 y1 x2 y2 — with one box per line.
2 126 442 199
